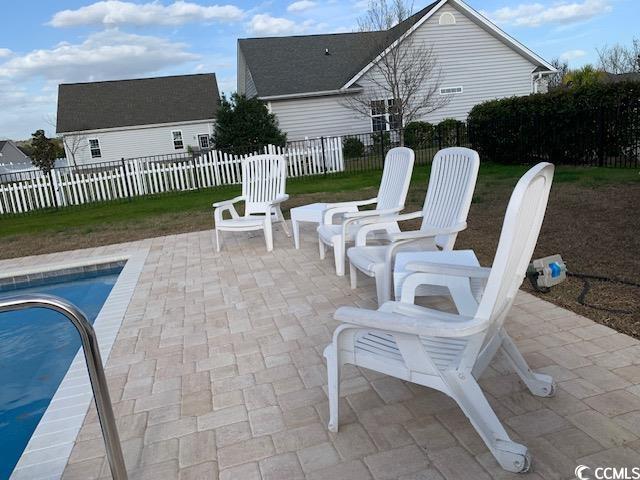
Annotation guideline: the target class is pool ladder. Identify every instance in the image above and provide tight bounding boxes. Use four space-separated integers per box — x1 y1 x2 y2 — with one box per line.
0 294 127 480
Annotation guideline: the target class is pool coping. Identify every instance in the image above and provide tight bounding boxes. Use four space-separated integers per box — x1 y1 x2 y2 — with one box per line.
7 247 149 480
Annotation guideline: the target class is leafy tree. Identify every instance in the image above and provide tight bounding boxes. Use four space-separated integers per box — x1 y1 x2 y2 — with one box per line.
30 129 58 173
563 65 606 88
213 94 286 154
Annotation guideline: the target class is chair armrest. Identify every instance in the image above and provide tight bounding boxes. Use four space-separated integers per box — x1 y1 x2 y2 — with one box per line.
334 305 485 337
269 194 289 205
344 207 402 219
405 261 491 278
326 198 378 209
212 195 245 208
387 222 467 242
322 198 377 225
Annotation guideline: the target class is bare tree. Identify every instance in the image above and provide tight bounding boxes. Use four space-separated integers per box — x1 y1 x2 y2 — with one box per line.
45 114 87 168
597 37 640 74
341 0 449 144
547 58 569 91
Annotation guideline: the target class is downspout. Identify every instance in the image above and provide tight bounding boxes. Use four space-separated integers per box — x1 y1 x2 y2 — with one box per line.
533 72 544 93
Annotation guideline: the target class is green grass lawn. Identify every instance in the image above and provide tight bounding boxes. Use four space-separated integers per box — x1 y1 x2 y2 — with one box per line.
0 162 636 265
1 162 638 337
0 164 636 240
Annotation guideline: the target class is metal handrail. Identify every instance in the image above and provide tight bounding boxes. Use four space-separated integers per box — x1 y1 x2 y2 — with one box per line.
0 294 127 479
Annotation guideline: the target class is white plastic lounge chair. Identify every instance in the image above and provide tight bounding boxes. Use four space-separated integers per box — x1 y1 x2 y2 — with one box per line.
317 147 415 276
347 147 480 305
213 154 290 252
324 163 556 473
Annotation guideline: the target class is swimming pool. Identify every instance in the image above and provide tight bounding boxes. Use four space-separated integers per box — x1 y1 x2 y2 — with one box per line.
0 267 122 479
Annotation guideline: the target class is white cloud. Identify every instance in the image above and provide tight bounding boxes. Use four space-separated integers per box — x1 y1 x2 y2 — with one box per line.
0 30 199 82
247 14 319 35
483 0 612 28
49 0 244 28
287 0 317 13
559 49 587 61
0 48 11 58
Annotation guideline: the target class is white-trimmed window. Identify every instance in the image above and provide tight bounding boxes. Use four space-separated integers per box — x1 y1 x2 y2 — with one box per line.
440 86 463 95
89 138 101 158
439 12 456 25
371 98 401 132
198 134 210 149
172 130 184 150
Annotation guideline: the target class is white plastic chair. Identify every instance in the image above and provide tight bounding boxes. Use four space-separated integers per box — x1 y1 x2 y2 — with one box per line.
324 163 556 473
317 147 414 276
347 147 480 305
213 154 290 252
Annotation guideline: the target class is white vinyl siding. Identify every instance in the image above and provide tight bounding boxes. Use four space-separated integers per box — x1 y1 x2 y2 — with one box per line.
62 120 215 164
269 95 370 141
245 69 258 98
247 2 544 140
357 2 537 123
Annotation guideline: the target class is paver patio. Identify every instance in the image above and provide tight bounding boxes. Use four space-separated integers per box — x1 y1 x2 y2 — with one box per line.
3 223 639 480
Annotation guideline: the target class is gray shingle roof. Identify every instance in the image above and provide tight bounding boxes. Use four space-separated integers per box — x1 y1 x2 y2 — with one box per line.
238 1 439 98
56 73 220 133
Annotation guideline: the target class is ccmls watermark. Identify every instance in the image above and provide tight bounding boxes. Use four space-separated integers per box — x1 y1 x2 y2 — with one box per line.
575 465 640 480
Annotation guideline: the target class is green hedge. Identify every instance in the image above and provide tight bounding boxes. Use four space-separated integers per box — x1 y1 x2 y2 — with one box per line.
342 136 365 158
404 121 434 148
467 82 640 165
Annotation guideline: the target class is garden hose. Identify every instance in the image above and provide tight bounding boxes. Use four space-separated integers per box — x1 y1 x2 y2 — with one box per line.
567 272 640 316
528 268 639 315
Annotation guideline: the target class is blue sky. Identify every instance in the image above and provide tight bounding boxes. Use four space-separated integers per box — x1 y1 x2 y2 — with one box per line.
0 0 637 140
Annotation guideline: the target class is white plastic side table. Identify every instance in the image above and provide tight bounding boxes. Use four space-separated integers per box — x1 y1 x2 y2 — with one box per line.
394 250 481 315
290 203 358 249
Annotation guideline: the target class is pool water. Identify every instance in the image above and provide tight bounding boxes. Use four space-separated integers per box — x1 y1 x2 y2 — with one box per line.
0 269 121 479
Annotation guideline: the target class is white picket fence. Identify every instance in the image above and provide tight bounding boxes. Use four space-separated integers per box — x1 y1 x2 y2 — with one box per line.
0 138 344 215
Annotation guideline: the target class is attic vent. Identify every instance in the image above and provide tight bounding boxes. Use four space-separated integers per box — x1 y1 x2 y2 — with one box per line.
325 48 331 55
439 12 456 25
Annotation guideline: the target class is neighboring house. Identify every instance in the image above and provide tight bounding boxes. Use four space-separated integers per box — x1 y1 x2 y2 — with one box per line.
56 74 220 164
237 0 555 141
0 140 30 167
605 72 640 83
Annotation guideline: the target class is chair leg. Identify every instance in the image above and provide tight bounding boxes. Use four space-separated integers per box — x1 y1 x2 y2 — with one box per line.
319 238 326 259
349 262 357 289
334 241 345 276
500 331 556 397
323 343 340 433
264 223 274 252
215 229 221 253
374 264 390 306
292 218 300 249
444 371 531 473
276 206 291 237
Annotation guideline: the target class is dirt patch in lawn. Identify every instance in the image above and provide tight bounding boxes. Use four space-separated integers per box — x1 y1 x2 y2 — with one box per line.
449 182 640 338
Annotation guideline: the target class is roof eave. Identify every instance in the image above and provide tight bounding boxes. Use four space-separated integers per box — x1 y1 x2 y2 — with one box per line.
258 87 364 101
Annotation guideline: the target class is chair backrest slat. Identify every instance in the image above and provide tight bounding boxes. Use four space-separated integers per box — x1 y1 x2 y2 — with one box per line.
477 163 555 331
242 154 287 215
376 147 415 211
421 147 480 249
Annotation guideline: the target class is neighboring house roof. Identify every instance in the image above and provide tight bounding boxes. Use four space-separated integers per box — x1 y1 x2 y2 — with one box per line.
0 139 30 164
239 0 554 99
604 72 640 83
238 1 440 98
57 73 220 134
